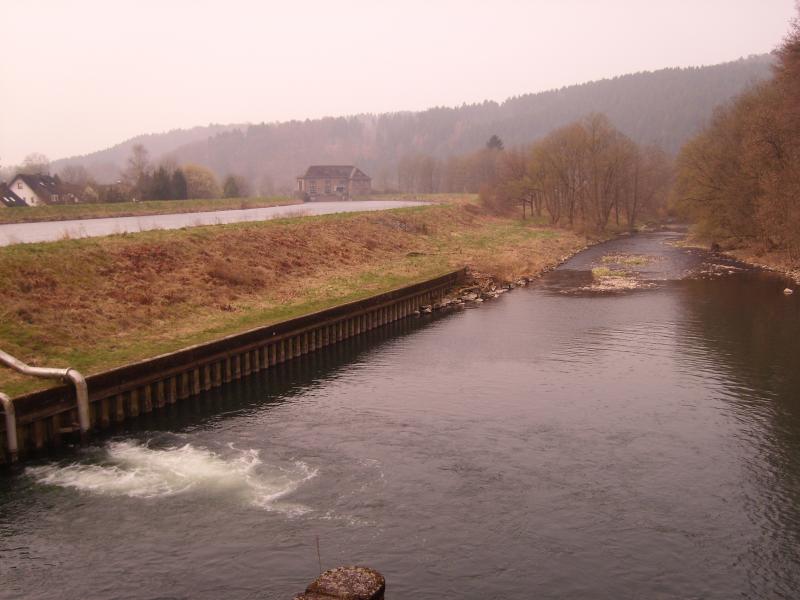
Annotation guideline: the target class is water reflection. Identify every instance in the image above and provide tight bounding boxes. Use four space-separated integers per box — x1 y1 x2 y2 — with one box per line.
674 271 800 599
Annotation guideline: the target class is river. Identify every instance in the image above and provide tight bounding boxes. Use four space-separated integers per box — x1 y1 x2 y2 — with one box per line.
1 231 799 599
0 200 425 246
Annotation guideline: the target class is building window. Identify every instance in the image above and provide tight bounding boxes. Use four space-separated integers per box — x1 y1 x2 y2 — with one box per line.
51 194 59 203
17 182 22 189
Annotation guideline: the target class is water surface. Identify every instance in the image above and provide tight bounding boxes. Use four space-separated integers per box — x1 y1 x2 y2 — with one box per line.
1 232 799 599
0 200 425 246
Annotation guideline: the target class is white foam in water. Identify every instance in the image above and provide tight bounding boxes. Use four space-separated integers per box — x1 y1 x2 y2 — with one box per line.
26 441 316 512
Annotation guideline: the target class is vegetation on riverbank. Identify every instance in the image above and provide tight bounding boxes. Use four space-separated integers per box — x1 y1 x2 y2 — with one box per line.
0 196 299 224
467 115 673 231
0 203 590 395
672 10 800 270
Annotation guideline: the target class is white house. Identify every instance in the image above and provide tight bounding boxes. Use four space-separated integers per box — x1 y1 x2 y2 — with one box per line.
7 174 79 206
0 183 27 207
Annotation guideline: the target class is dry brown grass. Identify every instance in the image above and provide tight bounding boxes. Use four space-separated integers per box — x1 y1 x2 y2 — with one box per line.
0 204 587 394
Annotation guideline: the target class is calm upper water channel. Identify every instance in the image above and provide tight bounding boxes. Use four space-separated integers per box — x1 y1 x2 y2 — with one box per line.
1 231 799 599
0 200 425 246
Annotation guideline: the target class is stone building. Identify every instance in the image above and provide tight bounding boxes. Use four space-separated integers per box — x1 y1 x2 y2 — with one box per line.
296 165 371 201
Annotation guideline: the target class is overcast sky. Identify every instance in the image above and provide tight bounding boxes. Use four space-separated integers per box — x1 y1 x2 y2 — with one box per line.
1 0 795 165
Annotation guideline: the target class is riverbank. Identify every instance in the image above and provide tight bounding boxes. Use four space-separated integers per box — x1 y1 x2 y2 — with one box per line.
0 196 299 224
724 248 800 285
679 232 800 285
0 204 592 395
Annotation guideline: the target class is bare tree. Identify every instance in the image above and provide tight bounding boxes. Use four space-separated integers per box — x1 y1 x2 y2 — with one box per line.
59 164 92 187
124 144 150 186
20 153 50 175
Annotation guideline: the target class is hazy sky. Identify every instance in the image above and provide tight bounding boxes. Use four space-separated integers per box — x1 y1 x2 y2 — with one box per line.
1 0 795 165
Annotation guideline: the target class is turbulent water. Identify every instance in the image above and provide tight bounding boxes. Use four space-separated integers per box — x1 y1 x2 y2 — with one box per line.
1 231 799 599
26 441 316 512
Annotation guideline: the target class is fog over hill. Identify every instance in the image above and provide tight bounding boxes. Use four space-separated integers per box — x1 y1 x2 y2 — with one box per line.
53 55 773 192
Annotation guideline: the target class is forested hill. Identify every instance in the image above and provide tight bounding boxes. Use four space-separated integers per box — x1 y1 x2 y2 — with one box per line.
51 124 244 183
56 55 773 190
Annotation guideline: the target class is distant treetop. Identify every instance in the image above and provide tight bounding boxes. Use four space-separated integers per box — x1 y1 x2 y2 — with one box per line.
486 135 504 150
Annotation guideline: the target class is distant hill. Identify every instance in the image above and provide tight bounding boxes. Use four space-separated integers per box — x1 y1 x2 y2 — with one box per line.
55 55 774 191
51 124 244 183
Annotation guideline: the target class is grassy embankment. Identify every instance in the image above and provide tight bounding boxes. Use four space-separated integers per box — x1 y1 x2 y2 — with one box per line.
0 202 590 395
0 196 299 224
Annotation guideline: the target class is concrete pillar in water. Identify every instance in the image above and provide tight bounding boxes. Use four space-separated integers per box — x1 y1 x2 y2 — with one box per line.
203 365 212 391
179 372 190 400
260 347 269 370
250 349 259 373
243 352 251 376
142 385 153 413
168 377 178 404
100 397 111 427
32 420 45 450
50 414 62 448
213 362 223 387
156 381 166 408
114 394 125 423
294 566 385 600
233 355 242 380
270 343 278 366
192 368 201 395
129 389 140 418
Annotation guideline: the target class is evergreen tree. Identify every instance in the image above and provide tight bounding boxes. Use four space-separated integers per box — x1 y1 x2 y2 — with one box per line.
150 166 173 200
486 134 504 150
171 169 188 200
223 175 240 198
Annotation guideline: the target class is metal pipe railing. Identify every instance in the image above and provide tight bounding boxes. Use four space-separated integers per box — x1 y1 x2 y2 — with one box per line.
0 392 18 463
0 349 90 448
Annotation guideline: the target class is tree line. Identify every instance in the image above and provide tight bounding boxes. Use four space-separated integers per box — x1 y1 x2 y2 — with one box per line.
672 11 800 258
396 116 672 232
44 56 770 191
2 145 252 203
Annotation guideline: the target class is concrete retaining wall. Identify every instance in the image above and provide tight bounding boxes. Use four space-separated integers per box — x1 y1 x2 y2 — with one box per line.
1 269 465 463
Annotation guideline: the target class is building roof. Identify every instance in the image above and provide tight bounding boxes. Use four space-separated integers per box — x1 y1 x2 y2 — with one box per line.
11 173 62 198
0 183 27 207
299 165 370 180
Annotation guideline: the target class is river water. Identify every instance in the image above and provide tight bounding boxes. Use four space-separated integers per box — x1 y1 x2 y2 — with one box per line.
0 200 425 246
1 232 799 599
